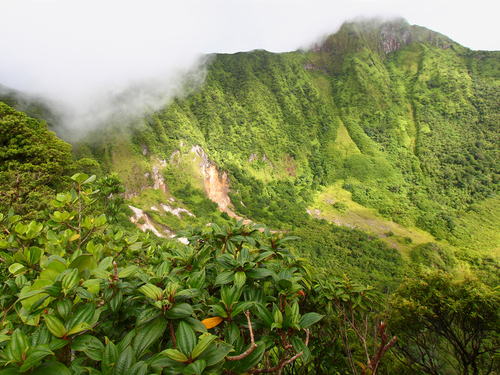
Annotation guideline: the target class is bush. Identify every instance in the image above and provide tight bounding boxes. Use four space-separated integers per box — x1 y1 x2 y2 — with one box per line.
0 174 322 374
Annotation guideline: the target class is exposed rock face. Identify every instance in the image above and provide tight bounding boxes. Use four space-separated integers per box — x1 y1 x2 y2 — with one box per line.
159 203 195 219
151 158 167 193
379 23 412 54
129 205 189 243
190 145 232 212
129 205 169 238
204 165 231 211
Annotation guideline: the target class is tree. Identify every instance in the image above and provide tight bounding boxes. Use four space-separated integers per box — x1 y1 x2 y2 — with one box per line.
390 270 500 375
313 275 396 375
0 102 73 219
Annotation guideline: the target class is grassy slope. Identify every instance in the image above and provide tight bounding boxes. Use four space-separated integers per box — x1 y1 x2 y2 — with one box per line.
65 19 500 285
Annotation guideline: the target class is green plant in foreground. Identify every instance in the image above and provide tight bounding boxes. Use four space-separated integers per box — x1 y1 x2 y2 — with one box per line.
0 174 323 374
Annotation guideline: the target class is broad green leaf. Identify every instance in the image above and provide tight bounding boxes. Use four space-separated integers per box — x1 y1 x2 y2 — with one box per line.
176 321 197 357
82 279 101 293
183 317 208 333
44 315 67 338
27 246 42 265
70 335 104 361
132 316 168 359
83 174 96 184
47 259 67 273
231 301 252 318
209 304 228 318
57 298 72 321
197 342 233 366
234 271 246 289
139 284 162 300
109 290 123 314
31 326 51 347
291 337 311 364
117 330 136 353
15 222 27 235
274 308 283 325
128 242 143 251
214 271 234 286
65 304 95 332
164 303 194 319
67 322 91 336
97 256 113 270
299 312 324 329
19 344 53 372
0 368 18 375
102 341 119 375
163 349 188 362
215 255 238 270
72 173 89 183
8 263 27 276
91 269 110 279
5 329 28 364
40 268 60 281
192 334 217 359
125 361 148 375
43 284 62 298
246 268 274 279
254 303 273 328
61 268 79 291
49 338 68 350
111 346 136 375
68 255 93 274
30 361 71 375
118 266 138 278
182 359 206 375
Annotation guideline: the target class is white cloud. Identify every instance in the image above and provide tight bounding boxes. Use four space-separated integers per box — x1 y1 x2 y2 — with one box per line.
1 0 499 134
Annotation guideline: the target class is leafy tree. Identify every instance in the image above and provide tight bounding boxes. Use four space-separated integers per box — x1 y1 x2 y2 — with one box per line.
390 271 500 375
0 102 73 219
313 275 396 375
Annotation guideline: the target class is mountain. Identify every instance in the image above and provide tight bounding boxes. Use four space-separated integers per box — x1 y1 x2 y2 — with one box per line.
3 17 500 286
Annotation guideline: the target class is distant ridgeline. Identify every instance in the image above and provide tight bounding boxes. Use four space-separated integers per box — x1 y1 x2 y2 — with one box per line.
3 18 500 286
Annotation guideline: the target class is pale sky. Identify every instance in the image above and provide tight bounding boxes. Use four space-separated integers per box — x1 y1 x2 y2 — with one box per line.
1 0 498 132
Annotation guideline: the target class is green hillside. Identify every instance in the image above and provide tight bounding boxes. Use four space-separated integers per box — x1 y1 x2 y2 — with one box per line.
4 17 500 375
5 18 500 285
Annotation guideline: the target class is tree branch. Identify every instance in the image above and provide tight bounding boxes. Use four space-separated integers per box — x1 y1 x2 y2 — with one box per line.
227 311 256 361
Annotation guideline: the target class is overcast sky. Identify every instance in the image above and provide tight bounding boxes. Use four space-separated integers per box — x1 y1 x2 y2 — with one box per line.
1 0 499 133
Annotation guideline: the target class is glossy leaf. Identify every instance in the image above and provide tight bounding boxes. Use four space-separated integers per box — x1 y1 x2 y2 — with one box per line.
176 321 197 357
192 334 217 359
111 346 136 375
163 349 188 363
44 315 67 338
19 344 53 372
299 312 324 329
132 316 168 359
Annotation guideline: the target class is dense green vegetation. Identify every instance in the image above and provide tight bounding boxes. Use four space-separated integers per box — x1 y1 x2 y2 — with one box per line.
2 174 499 374
0 102 73 219
3 17 500 373
21 17 498 284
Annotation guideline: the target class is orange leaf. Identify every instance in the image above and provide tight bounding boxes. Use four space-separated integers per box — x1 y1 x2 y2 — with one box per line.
201 316 223 329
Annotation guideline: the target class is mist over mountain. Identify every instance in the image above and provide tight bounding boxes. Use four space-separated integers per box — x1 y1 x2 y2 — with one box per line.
4 12 500 374
3 17 500 286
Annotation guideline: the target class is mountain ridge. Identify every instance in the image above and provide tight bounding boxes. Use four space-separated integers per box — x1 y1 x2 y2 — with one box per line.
2 17 500 285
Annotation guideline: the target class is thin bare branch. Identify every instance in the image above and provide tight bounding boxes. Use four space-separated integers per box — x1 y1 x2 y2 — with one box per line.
227 311 257 361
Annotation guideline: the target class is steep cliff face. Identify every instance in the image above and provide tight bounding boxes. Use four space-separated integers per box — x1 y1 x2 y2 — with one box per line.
190 145 232 212
311 18 454 75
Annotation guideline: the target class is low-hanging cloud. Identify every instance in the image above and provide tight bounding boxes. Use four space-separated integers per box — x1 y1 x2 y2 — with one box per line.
1 0 498 139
